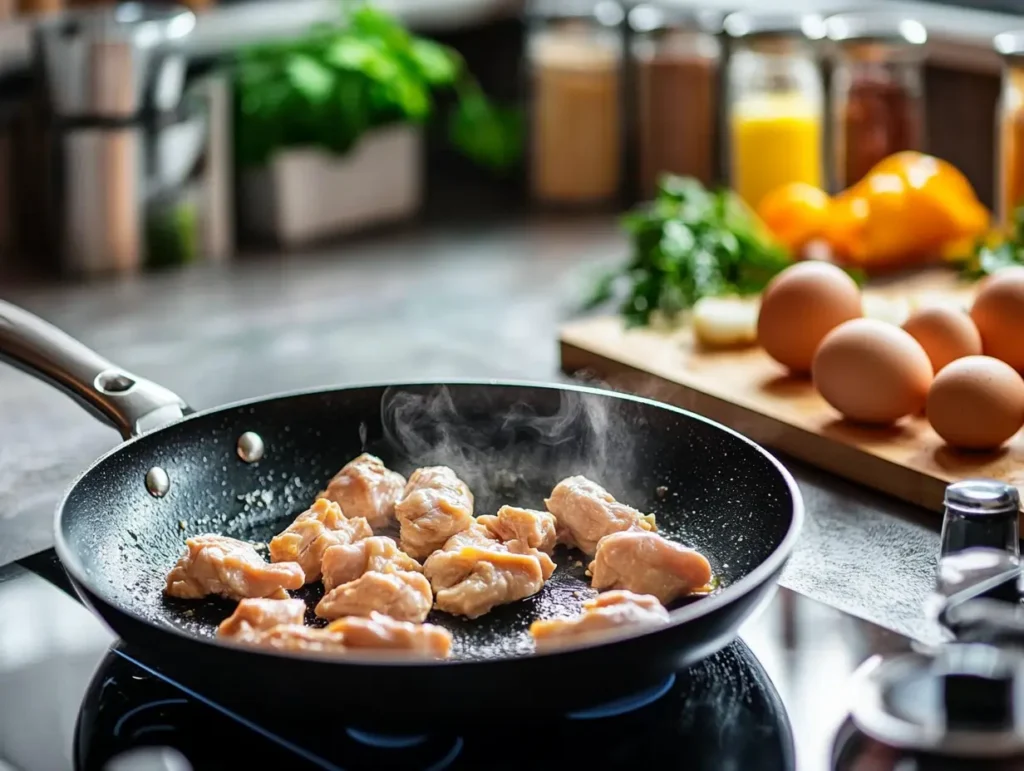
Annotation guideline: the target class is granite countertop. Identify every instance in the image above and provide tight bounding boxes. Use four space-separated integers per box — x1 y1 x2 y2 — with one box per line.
0 215 944 642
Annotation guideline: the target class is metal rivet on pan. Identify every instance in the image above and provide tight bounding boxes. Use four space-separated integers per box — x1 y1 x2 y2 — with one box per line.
145 466 170 498
237 431 265 463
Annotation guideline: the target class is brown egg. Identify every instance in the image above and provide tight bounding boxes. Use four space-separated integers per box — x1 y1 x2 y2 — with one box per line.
812 318 933 425
971 266 1024 371
926 355 1024 451
902 305 982 374
757 261 862 375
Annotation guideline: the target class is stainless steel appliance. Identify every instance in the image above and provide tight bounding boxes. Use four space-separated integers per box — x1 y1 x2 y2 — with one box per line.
32 2 216 276
834 479 1024 768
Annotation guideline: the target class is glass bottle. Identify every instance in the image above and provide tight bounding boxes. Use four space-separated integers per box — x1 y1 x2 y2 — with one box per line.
526 0 626 207
723 12 825 210
996 31 1024 229
629 2 722 199
828 14 927 191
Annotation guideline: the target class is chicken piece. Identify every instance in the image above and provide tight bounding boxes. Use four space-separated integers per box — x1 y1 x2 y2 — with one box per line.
530 590 670 650
426 546 545 619
315 570 433 623
165 535 305 601
327 612 452 658
424 521 556 581
321 536 422 593
544 476 656 556
589 530 713 605
231 624 349 655
317 453 407 529
394 466 475 560
269 498 372 583
478 505 557 555
217 598 307 639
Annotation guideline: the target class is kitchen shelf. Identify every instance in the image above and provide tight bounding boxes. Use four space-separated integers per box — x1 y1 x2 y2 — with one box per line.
0 0 524 78
0 0 1015 80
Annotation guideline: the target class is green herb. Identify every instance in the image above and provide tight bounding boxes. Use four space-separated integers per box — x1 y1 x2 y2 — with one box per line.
956 205 1024 280
233 3 522 174
586 175 795 327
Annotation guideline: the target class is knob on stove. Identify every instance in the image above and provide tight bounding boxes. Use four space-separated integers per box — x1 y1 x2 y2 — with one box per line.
849 643 1024 758
940 479 1021 560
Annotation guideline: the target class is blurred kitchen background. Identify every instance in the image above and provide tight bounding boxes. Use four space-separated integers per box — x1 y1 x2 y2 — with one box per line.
0 0 1020 279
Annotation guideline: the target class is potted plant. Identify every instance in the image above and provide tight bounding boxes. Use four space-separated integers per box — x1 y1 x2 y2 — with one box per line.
234 3 522 248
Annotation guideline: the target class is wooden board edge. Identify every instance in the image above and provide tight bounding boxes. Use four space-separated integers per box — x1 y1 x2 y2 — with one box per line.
560 338 949 516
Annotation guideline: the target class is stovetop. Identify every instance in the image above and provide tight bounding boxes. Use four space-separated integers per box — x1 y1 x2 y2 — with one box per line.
0 553 915 771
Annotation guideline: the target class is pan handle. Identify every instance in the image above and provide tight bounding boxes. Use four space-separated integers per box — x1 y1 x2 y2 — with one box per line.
0 299 192 438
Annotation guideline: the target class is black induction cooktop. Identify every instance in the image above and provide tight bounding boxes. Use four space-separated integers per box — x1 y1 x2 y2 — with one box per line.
76 637 793 771
0 553 914 771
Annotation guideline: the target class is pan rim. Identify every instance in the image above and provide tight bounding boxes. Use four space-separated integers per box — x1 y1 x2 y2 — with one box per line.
52 377 805 668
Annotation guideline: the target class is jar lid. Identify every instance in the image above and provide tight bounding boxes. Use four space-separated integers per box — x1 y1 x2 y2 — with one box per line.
945 479 1021 518
825 13 928 46
627 2 724 36
995 31 1024 61
527 0 625 26
722 11 826 42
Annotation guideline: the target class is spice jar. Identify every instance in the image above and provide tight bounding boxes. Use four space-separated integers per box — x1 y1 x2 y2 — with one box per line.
996 31 1024 228
630 2 722 198
723 12 826 210
527 0 625 207
827 14 927 191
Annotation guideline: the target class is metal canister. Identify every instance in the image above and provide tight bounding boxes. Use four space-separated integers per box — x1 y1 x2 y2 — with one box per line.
33 2 195 276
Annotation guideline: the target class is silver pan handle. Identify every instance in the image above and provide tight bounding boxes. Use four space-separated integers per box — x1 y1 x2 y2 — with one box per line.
0 299 192 439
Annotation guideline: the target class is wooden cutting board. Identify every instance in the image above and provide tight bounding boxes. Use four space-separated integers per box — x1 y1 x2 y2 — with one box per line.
559 269 1024 516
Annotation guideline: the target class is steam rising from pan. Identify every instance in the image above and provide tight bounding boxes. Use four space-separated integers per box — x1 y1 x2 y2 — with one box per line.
379 384 643 513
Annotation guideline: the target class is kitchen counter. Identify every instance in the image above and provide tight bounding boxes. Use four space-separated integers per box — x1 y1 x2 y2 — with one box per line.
0 215 944 643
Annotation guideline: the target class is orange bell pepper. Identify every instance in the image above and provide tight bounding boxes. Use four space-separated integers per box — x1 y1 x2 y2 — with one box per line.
755 152 990 270
755 182 832 253
825 152 990 269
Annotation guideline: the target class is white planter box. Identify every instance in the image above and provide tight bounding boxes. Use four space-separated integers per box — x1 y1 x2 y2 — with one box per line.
240 124 423 248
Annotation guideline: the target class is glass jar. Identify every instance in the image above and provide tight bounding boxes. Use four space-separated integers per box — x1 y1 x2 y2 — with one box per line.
996 31 1024 229
827 14 927 191
526 0 625 207
630 3 722 199
723 12 825 210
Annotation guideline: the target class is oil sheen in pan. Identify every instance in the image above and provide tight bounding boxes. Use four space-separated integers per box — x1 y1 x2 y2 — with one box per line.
157 486 724 662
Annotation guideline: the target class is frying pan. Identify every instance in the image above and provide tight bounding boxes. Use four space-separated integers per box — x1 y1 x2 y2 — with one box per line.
0 299 803 730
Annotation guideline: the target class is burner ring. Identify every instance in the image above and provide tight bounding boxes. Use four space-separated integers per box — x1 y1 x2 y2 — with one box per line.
344 728 428 749
567 675 676 720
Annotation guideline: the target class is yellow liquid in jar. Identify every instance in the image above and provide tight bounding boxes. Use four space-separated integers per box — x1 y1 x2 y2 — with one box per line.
730 93 823 210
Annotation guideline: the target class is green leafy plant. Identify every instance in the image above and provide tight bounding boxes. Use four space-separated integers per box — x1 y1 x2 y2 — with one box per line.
956 205 1024 279
586 175 796 327
234 4 522 174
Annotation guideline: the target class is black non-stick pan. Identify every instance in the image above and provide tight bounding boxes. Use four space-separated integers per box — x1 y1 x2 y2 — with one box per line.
0 299 803 730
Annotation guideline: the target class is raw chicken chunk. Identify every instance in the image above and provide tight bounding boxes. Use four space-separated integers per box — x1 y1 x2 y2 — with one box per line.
395 466 475 560
589 530 713 604
429 521 557 582
232 624 349 655
321 536 422 593
544 476 656 555
327 612 452 658
530 590 670 650
217 598 307 639
269 498 372 583
317 453 407 529
478 505 557 555
425 546 545 619
164 535 305 601
315 570 433 623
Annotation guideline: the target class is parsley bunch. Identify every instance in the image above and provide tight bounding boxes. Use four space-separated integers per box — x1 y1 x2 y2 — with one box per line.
234 4 522 175
957 206 1024 279
587 176 794 327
